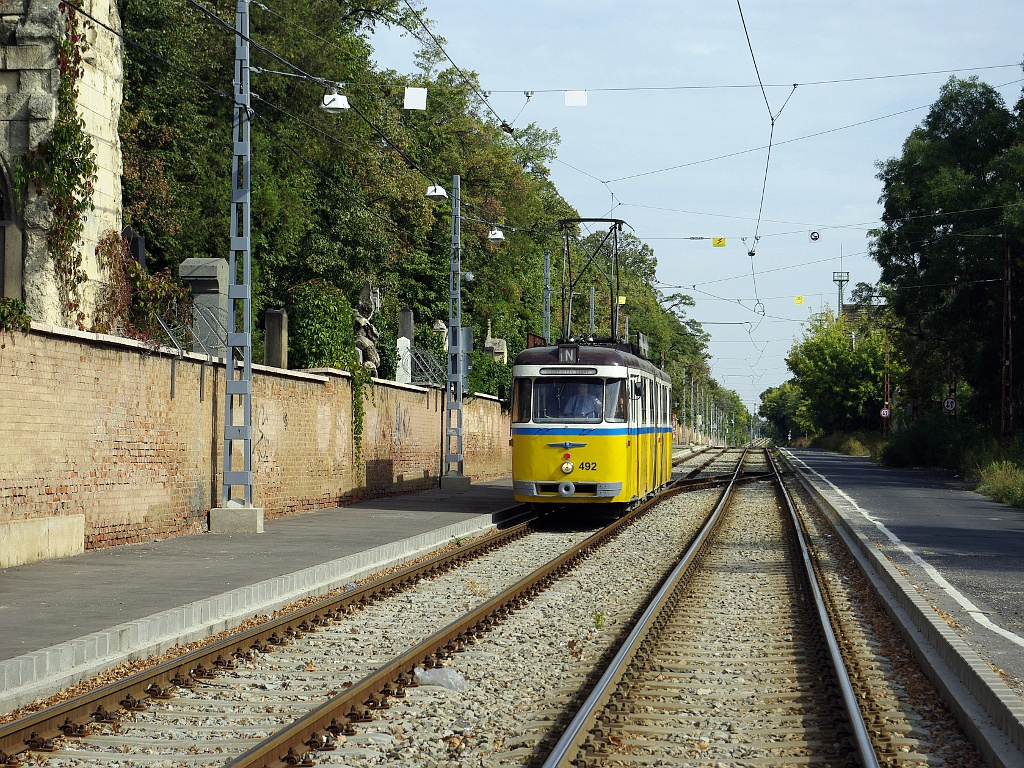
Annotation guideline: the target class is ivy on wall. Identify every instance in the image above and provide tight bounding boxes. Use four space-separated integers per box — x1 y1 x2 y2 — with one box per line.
15 2 97 328
289 279 371 466
92 229 192 340
0 297 31 348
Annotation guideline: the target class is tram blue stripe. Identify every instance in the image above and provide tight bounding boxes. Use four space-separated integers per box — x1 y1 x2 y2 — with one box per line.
511 426 673 436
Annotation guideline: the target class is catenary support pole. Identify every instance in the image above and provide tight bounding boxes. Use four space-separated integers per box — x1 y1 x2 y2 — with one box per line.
222 0 254 506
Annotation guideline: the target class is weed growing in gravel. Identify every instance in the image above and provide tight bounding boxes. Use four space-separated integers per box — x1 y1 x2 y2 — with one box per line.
593 611 607 630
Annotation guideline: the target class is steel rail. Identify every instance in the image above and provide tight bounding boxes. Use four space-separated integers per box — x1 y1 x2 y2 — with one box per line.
541 447 882 768
768 450 881 768
2 454 750 768
0 510 535 762
540 447 750 768
220 457 751 768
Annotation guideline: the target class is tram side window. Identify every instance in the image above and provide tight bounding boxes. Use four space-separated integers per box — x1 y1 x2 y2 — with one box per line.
512 379 532 423
604 380 627 422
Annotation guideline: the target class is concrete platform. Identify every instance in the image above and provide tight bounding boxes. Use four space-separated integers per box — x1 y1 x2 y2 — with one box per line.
0 479 519 714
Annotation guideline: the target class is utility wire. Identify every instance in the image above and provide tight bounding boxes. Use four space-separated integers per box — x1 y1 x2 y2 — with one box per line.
481 64 1020 93
606 77 1024 184
736 0 772 119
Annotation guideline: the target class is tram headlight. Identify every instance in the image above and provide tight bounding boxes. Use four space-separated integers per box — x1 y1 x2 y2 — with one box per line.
561 461 574 474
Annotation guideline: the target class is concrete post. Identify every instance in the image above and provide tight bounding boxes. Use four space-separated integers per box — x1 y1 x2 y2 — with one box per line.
397 336 412 384
179 257 228 358
396 309 414 384
264 309 287 368
398 308 414 341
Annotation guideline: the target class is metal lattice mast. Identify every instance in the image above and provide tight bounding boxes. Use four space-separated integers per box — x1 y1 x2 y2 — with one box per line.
443 175 465 479
222 0 254 505
542 249 551 343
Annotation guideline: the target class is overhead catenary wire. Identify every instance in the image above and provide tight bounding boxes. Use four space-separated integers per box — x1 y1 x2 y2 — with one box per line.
479 63 1022 94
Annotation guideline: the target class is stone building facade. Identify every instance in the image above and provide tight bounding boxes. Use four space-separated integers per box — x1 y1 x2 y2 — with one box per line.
0 0 123 324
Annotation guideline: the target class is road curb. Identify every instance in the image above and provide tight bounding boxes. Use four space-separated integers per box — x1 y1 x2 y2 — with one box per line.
782 450 1024 768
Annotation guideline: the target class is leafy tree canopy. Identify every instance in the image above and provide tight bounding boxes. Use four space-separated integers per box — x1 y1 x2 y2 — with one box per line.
784 309 890 434
869 75 1024 427
116 0 742 425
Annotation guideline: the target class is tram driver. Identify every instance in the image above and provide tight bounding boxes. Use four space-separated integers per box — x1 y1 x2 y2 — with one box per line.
563 382 603 419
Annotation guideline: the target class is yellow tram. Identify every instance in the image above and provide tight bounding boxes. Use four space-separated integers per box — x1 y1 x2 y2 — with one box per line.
511 341 673 508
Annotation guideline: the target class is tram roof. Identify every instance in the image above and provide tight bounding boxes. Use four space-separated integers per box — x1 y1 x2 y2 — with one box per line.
514 343 669 381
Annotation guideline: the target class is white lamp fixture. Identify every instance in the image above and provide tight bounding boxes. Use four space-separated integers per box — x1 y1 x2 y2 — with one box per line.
321 93 350 113
425 185 448 201
487 227 505 242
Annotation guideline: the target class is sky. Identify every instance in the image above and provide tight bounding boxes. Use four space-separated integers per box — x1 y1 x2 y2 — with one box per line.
368 0 1024 412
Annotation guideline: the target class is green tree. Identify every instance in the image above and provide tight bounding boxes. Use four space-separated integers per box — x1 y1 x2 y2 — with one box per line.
870 76 1024 426
785 310 888 433
759 380 809 441
288 280 355 369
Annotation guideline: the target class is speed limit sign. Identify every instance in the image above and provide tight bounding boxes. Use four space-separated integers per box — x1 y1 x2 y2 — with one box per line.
943 397 957 412
880 407 891 419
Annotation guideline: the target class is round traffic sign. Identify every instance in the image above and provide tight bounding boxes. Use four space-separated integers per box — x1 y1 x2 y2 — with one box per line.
880 407 891 419
942 397 957 412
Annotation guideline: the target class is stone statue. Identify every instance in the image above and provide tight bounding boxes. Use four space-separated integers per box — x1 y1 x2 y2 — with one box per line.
354 282 381 376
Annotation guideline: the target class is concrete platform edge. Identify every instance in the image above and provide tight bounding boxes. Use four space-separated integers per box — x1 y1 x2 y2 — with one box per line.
0 509 512 716
782 450 1024 768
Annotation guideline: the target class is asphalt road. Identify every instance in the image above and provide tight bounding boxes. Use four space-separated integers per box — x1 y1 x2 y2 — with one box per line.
786 449 1024 695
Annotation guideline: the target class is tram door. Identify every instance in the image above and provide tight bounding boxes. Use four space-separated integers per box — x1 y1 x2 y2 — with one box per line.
654 381 662 489
630 374 641 499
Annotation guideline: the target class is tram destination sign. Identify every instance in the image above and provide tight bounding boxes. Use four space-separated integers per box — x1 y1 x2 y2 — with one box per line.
540 367 599 376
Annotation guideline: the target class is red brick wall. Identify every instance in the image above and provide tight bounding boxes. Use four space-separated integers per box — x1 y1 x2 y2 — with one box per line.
0 324 511 552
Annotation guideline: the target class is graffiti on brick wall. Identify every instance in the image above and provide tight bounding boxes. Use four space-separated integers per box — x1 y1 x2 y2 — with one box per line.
393 401 413 450
253 401 283 465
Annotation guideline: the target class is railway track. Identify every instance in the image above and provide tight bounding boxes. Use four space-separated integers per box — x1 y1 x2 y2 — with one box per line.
0 452 741 768
543 450 876 767
0 448 989 767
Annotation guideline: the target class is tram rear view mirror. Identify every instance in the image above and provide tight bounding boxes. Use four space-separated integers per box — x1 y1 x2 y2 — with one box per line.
632 381 643 398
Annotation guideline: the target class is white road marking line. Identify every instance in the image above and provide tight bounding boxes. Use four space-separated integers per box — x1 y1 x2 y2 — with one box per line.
787 452 1024 649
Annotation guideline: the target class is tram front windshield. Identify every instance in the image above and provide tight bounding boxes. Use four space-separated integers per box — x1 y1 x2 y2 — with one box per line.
514 378 627 423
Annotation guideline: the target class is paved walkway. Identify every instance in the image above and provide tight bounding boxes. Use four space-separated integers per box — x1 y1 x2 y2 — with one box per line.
0 478 519 713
